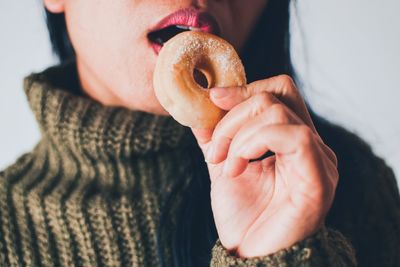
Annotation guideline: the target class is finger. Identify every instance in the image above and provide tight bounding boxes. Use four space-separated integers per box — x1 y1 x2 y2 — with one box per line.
191 128 212 146
214 105 303 176
246 75 315 132
222 155 274 179
225 123 338 193
232 125 315 158
191 128 213 157
209 86 249 110
207 99 303 164
205 92 277 163
222 156 249 178
227 104 303 158
214 84 335 166
210 75 316 132
212 92 278 140
229 125 323 178
191 128 232 169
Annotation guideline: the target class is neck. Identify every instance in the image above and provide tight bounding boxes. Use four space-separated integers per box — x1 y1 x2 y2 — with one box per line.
23 62 195 162
76 58 123 108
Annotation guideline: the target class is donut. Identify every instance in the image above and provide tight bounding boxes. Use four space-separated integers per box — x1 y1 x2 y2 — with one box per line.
153 31 246 129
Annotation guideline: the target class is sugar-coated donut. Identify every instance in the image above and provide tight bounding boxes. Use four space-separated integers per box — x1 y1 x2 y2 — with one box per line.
153 31 246 129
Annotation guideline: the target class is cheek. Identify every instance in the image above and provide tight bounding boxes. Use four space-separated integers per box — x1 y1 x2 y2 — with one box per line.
64 1 158 106
64 2 128 80
122 45 157 100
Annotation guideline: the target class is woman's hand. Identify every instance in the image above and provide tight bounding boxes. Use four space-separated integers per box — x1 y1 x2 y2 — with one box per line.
191 75 338 258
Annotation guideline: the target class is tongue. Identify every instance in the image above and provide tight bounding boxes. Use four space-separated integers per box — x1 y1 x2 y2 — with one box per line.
148 25 190 45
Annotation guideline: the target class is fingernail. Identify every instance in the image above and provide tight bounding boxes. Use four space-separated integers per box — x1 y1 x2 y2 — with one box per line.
210 87 229 99
223 158 232 176
223 157 246 177
206 137 231 163
206 143 216 163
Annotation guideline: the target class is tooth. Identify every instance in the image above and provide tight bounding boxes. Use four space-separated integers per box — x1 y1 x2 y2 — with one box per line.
156 37 164 44
176 25 190 30
189 27 201 31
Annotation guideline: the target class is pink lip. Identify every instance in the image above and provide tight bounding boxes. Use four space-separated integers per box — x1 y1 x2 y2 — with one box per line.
148 8 221 54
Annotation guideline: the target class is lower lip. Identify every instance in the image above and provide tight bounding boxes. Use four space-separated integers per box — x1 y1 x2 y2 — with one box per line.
151 42 163 55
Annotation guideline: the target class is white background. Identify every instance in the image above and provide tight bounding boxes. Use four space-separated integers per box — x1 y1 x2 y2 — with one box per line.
0 1 399 186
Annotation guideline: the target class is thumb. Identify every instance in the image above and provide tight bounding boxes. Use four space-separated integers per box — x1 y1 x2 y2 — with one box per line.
209 86 249 110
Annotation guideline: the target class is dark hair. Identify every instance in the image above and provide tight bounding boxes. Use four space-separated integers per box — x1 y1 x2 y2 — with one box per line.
44 1 292 266
44 9 74 62
44 2 293 78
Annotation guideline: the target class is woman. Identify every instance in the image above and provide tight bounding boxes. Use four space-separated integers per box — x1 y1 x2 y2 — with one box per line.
0 0 399 266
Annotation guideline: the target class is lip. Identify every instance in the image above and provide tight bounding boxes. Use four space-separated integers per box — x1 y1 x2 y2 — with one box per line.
148 7 221 54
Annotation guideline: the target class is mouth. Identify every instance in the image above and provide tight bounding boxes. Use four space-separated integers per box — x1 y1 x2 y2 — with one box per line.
148 8 221 55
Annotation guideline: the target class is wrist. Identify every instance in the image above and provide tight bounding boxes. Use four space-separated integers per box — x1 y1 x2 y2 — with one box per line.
235 222 324 258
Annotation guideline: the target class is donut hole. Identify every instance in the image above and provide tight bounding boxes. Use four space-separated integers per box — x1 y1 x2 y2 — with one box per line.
193 69 210 89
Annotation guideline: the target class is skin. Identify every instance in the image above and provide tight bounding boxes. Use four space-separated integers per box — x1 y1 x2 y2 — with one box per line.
44 0 338 258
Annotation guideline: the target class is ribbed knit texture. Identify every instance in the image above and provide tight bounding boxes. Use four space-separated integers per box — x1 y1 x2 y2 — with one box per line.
0 64 196 266
0 63 399 266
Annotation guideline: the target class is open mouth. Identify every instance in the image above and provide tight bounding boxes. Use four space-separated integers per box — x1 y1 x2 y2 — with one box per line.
148 25 197 53
147 8 221 54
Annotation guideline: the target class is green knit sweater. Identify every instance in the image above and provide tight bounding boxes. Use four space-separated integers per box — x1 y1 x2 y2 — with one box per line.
0 63 399 266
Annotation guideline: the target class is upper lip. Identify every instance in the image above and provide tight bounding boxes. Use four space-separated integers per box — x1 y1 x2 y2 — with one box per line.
148 7 221 36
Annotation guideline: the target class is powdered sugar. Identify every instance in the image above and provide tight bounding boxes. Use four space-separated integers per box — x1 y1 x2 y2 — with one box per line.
167 32 246 86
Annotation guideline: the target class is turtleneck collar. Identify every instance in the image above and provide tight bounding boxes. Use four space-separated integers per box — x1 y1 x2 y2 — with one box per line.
23 62 194 160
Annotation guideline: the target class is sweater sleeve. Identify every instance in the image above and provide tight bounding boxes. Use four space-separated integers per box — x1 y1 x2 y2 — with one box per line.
210 225 356 266
350 159 400 266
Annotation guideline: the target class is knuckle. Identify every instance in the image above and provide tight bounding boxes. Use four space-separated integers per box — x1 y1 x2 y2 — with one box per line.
326 145 338 167
277 74 295 88
297 125 315 147
332 168 339 187
213 119 229 140
252 92 273 115
213 121 223 137
275 74 300 97
268 104 289 123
